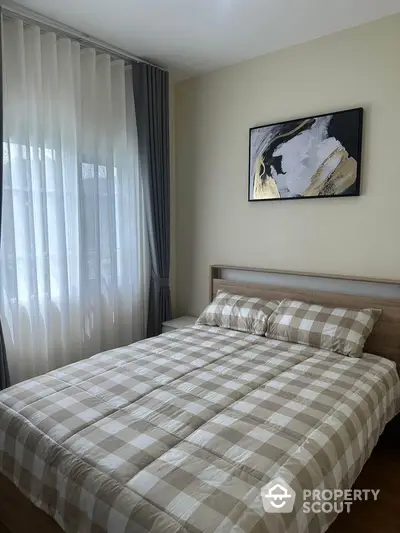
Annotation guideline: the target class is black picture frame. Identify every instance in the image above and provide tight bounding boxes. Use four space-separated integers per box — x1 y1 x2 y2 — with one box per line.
248 107 363 202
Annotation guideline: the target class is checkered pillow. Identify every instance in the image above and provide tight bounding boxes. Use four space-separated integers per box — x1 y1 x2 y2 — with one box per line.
267 299 381 357
196 291 279 335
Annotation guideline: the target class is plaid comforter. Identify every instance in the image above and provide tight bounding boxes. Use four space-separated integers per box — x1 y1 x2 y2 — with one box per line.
0 325 399 533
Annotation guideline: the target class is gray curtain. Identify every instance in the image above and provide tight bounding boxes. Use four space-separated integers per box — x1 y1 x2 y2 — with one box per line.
0 11 10 389
132 62 171 337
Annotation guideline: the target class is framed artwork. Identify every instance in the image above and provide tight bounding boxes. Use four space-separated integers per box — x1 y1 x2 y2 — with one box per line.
248 107 363 202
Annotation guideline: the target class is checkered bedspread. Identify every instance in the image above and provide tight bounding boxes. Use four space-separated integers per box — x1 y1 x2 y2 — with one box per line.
0 325 399 533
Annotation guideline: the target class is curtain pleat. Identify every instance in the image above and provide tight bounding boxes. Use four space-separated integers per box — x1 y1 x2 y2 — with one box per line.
1 19 149 384
0 12 10 389
132 62 171 337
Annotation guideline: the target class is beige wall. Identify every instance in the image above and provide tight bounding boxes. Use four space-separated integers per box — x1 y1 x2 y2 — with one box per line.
169 79 177 315
174 14 400 317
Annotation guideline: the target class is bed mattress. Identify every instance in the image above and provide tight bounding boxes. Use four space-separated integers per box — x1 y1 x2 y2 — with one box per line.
0 325 399 533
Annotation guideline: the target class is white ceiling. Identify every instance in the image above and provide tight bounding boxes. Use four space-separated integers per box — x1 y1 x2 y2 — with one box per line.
11 0 400 79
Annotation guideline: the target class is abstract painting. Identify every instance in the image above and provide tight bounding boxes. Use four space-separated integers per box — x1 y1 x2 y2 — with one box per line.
248 108 363 201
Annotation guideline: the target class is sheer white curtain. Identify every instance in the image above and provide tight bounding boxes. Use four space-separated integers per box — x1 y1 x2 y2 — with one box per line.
1 19 149 384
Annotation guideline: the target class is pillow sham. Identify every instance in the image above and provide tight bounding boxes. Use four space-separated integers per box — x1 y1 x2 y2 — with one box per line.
267 299 381 357
196 291 278 336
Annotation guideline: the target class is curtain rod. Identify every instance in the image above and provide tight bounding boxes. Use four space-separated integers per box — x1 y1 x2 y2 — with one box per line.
0 0 167 71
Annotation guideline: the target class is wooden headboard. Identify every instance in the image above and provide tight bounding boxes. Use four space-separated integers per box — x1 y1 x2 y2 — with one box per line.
210 265 400 364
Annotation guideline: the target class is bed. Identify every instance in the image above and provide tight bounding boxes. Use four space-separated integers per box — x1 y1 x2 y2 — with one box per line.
1 266 400 533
